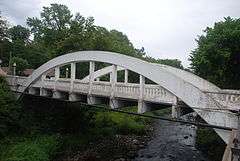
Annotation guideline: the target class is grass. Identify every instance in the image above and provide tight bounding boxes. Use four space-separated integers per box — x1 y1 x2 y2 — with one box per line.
0 135 61 161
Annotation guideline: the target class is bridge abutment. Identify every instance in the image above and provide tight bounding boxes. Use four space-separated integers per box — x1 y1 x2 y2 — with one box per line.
138 100 151 113
137 75 151 113
40 88 52 97
53 90 68 100
69 93 78 101
171 97 181 119
87 95 106 105
109 97 138 109
69 93 87 102
171 104 181 119
110 98 122 109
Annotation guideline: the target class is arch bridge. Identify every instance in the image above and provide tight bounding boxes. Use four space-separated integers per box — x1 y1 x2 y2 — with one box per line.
5 51 240 150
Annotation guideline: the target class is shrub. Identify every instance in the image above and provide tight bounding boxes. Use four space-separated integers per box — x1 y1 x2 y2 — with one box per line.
94 110 146 136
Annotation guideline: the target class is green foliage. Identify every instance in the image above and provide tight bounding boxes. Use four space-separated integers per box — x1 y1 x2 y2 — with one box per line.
189 17 240 89
8 25 30 42
10 57 29 75
0 76 21 137
145 56 184 69
93 109 147 136
0 13 11 66
0 135 60 161
196 128 225 161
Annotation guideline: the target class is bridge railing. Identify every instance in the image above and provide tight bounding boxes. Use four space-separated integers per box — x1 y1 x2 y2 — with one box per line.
205 90 240 108
73 80 89 94
92 81 111 96
5 75 27 86
42 79 55 89
55 79 71 91
144 85 174 103
115 83 140 99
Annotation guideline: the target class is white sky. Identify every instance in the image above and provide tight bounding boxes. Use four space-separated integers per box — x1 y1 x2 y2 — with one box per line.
1 0 240 67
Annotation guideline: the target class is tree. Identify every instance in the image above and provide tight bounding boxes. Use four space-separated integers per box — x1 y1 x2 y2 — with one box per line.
0 12 11 66
0 11 8 41
27 3 73 48
26 3 184 73
6 25 30 70
144 55 184 69
8 25 30 42
189 17 240 89
10 57 29 75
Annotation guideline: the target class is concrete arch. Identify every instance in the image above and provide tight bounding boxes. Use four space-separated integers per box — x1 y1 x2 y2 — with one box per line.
150 63 221 92
81 63 220 92
21 51 236 142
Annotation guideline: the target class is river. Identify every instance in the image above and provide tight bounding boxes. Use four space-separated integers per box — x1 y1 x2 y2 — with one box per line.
134 114 209 161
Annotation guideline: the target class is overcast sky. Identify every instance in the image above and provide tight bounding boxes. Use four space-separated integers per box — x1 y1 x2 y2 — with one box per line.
1 0 240 67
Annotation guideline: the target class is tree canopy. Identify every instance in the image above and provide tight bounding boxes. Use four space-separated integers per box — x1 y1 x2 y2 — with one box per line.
0 3 183 75
189 17 240 89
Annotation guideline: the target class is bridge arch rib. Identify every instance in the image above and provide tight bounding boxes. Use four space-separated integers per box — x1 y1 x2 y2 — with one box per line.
81 63 220 92
22 51 236 143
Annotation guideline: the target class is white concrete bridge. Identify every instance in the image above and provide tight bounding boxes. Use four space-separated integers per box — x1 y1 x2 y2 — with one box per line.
5 51 240 150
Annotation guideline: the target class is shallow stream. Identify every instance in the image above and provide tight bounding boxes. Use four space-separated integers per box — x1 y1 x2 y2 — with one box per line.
134 114 209 161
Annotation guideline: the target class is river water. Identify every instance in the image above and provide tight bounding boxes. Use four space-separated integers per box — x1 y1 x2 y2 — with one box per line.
134 114 209 161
